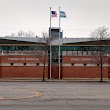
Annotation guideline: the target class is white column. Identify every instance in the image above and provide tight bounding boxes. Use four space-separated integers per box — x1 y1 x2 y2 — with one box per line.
49 7 52 79
58 7 61 79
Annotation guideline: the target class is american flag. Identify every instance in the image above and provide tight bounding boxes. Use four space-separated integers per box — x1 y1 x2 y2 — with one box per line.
51 11 57 17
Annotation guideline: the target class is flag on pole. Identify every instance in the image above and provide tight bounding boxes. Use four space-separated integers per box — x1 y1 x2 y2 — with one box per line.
51 11 57 17
60 11 66 18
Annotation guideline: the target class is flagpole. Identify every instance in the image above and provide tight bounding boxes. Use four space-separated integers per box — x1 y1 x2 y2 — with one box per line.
49 7 52 79
59 6 61 79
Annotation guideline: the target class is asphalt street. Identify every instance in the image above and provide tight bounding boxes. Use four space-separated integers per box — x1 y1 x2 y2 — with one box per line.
0 81 110 110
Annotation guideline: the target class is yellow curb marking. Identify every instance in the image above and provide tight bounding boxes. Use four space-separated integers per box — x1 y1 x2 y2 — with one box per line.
0 89 42 100
0 97 5 99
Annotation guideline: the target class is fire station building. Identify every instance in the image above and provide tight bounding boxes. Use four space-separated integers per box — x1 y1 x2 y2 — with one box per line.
0 28 110 79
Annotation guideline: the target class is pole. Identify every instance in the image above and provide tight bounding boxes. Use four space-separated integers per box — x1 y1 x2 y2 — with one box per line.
59 7 61 79
49 7 52 79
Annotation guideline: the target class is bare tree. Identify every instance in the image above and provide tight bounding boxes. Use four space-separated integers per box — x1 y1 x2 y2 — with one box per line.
17 30 24 37
10 33 16 37
35 32 55 81
10 30 35 37
90 26 110 82
25 31 35 37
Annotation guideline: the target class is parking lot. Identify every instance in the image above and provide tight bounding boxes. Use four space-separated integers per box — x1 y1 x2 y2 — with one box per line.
0 81 110 110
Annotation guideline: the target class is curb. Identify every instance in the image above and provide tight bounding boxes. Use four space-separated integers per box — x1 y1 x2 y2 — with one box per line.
0 78 110 82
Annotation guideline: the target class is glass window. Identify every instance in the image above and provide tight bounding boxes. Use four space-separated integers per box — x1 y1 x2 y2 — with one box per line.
73 51 77 56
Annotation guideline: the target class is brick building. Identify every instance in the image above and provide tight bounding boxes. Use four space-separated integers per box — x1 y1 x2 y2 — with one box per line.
0 36 110 79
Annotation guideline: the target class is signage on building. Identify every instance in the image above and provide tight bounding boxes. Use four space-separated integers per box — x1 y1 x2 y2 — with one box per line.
71 58 96 62
8 58 39 61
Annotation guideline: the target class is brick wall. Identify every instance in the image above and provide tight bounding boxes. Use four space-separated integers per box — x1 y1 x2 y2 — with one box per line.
0 55 48 78
0 55 110 79
62 66 109 78
0 66 48 78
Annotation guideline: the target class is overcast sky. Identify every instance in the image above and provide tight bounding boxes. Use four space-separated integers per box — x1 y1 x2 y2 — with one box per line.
0 0 110 37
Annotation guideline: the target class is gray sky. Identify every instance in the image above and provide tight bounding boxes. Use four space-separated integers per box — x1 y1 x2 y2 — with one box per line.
0 0 110 37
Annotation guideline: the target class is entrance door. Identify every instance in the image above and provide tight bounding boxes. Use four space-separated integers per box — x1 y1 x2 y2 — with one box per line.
51 64 59 79
48 46 62 79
